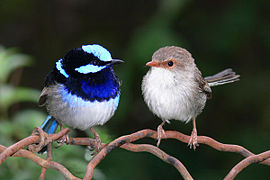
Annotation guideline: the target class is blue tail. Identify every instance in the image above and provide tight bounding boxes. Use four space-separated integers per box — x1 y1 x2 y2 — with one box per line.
38 115 59 153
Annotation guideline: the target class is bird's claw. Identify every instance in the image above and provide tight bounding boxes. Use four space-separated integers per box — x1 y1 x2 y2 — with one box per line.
91 136 103 155
90 128 103 155
188 128 199 150
28 127 50 152
95 136 102 152
157 124 166 147
56 134 69 148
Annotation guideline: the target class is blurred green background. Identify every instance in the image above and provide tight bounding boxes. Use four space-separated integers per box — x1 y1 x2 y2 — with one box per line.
0 0 270 179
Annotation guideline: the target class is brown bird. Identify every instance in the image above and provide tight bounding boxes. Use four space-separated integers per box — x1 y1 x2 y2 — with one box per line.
142 46 240 149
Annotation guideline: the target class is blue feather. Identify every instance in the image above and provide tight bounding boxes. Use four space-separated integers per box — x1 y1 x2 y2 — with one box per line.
75 64 106 74
61 67 120 102
56 59 69 78
80 71 119 101
82 44 112 62
112 92 120 111
41 115 59 134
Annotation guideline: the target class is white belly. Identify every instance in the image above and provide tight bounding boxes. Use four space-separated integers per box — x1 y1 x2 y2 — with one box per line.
46 84 120 130
142 68 206 123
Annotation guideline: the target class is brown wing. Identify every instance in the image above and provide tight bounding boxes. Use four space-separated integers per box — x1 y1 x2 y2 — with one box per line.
194 67 212 99
38 87 49 107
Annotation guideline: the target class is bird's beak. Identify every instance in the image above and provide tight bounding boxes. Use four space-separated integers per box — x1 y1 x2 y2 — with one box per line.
107 59 124 66
146 60 160 67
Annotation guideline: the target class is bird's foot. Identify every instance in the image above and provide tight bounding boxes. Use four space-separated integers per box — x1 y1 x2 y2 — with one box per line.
87 135 103 156
94 135 102 153
188 128 199 150
56 134 70 148
90 128 103 155
157 122 166 147
28 127 50 153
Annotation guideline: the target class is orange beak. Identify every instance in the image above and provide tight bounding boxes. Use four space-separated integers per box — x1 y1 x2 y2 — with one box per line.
146 60 160 67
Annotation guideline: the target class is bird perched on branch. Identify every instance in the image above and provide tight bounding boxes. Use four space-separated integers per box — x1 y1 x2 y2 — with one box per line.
39 44 123 153
142 46 240 149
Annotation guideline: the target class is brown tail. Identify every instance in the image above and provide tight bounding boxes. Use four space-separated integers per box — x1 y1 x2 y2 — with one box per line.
204 68 240 87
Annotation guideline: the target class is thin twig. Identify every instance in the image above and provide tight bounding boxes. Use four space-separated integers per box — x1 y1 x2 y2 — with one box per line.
1 128 270 180
122 143 193 180
0 128 69 165
224 150 270 180
72 129 270 179
70 129 270 166
0 145 80 180
39 143 53 180
83 129 157 179
0 135 39 165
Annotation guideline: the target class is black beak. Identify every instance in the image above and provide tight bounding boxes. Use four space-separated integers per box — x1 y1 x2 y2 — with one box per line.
107 59 124 66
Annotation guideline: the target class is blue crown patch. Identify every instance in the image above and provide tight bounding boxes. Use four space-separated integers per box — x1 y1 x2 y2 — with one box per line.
82 44 112 62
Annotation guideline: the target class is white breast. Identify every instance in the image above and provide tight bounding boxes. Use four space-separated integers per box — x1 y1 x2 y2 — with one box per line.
45 84 119 130
142 67 207 123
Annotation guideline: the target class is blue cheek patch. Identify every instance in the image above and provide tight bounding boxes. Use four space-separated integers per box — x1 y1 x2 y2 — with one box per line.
82 44 112 61
75 64 106 74
56 59 69 78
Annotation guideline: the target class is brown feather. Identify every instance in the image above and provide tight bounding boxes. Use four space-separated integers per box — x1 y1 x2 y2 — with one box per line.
38 87 49 107
194 67 212 99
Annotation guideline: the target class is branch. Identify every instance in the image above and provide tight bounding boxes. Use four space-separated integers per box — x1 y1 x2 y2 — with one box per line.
0 127 69 165
39 143 53 180
121 143 193 180
0 135 39 165
69 129 270 166
1 128 270 180
0 145 80 180
224 150 270 180
68 129 270 179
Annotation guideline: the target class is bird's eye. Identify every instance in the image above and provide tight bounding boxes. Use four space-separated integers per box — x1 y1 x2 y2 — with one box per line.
92 60 98 65
168 61 174 67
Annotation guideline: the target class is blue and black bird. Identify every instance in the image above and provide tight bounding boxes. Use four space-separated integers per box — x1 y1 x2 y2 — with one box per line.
39 44 123 152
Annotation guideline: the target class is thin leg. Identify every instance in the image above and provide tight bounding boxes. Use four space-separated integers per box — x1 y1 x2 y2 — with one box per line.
188 118 199 150
59 122 63 130
90 127 102 153
157 120 167 147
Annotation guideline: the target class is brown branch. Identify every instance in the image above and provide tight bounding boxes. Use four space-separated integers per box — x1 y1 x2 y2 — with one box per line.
69 135 192 179
1 128 270 180
121 143 193 180
0 127 69 165
69 129 270 166
82 130 189 179
0 145 80 180
0 135 39 165
224 150 270 180
39 143 53 180
68 137 97 147
83 129 158 179
68 129 270 179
